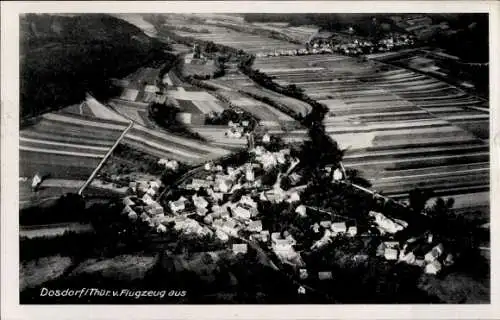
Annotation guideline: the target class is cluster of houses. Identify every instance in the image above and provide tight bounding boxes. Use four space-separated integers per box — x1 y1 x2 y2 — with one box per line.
225 120 251 139
121 178 167 231
375 34 415 52
255 47 333 58
300 33 415 57
377 234 454 275
159 134 314 263
157 158 180 171
116 132 454 281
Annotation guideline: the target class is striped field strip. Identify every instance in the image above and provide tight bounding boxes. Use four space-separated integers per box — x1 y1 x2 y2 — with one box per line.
20 137 109 152
20 146 104 158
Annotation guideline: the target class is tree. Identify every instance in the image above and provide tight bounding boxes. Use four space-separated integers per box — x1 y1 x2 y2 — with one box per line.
408 188 434 214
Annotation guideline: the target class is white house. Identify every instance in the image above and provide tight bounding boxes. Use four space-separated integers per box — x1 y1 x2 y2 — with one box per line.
232 205 252 221
196 207 209 216
297 286 306 295
384 247 399 260
204 162 213 171
320 220 332 229
128 181 137 193
32 173 42 189
245 166 255 182
311 229 333 250
424 243 444 263
333 168 343 181
239 195 257 208
169 199 186 213
369 211 406 234
137 182 149 195
262 133 271 143
217 179 233 193
128 210 138 221
276 153 286 164
247 220 263 232
295 205 307 217
299 268 308 279
149 180 161 192
123 197 135 207
142 193 155 206
425 260 442 275
286 191 301 203
347 226 358 237
192 195 209 209
289 173 302 185
148 202 164 216
232 243 248 254
318 271 333 280
444 253 455 266
156 224 167 233
260 230 270 242
122 205 134 215
146 187 156 197
312 222 321 233
331 222 347 234
203 214 214 225
399 251 416 265
216 229 229 241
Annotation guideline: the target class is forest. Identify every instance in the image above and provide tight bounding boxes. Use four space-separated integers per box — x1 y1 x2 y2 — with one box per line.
20 14 170 120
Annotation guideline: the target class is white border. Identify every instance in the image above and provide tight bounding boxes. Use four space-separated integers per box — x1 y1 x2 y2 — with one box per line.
2 1 499 319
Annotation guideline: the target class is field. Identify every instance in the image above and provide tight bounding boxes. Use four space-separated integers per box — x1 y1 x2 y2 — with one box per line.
166 19 303 54
250 22 319 43
20 96 233 208
205 72 312 117
166 87 226 115
113 65 171 106
108 99 153 127
215 89 295 124
254 53 489 203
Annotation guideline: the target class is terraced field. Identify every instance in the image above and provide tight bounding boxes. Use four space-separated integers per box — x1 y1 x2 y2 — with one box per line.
205 72 312 117
107 98 153 127
215 89 295 124
254 54 489 203
20 112 127 180
167 21 302 54
20 95 233 207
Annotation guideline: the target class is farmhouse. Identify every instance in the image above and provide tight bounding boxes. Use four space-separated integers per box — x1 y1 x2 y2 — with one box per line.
295 205 307 217
247 220 263 232
425 260 442 275
318 271 333 280
169 199 186 213
369 211 406 234
424 243 444 263
232 243 248 255
216 229 229 241
192 195 209 209
331 222 347 234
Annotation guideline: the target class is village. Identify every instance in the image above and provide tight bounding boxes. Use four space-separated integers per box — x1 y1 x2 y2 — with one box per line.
16 12 489 305
254 32 415 58
119 123 455 294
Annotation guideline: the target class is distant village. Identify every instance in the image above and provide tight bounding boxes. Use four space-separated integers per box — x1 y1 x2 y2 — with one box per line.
255 32 415 58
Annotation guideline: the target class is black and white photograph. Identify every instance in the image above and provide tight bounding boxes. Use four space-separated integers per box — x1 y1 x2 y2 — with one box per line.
2 1 499 318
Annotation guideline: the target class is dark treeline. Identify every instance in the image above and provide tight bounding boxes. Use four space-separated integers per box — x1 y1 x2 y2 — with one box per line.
20 14 171 119
426 13 489 63
243 13 403 37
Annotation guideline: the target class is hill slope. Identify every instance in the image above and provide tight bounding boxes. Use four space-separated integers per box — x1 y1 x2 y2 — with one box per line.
20 14 170 119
